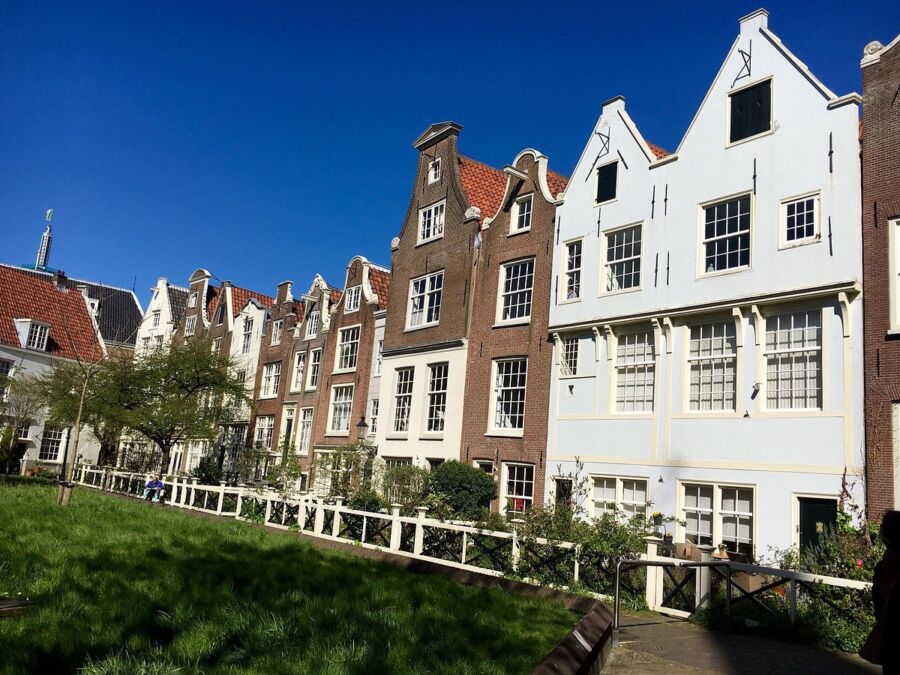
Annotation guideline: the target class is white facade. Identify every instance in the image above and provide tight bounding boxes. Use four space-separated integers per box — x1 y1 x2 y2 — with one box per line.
373 342 467 469
546 10 863 553
134 277 188 355
366 310 385 442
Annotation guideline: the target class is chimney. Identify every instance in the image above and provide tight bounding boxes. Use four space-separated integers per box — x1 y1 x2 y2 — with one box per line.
53 270 67 291
277 280 293 304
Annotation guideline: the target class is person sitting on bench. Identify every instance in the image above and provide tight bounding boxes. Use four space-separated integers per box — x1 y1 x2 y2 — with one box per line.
143 476 165 502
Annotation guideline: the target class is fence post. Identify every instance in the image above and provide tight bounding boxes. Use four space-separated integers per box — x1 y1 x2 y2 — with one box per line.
389 503 402 551
332 497 344 537
573 544 581 584
413 506 428 555
510 518 525 572
314 497 325 535
216 481 226 515
789 578 798 624
643 535 664 611
235 485 244 519
696 545 715 610
188 478 198 509
101 466 110 492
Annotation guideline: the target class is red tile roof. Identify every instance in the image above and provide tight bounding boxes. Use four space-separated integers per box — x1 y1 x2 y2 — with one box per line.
329 288 343 306
458 155 507 220
647 142 670 160
230 285 274 318
0 265 103 362
205 285 220 322
546 169 569 197
368 267 391 310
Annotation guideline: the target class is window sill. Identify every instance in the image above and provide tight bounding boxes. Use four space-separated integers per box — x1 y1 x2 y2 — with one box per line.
305 386 318 392
485 430 524 439
725 127 775 149
600 286 641 297
386 433 409 441
559 297 582 305
492 319 531 329
507 227 531 238
594 197 618 208
415 235 444 248
887 328 900 337
404 323 439 333
697 265 751 280
304 336 318 341
418 433 444 441
258 394 278 400
332 368 357 375
325 431 350 438
778 237 822 251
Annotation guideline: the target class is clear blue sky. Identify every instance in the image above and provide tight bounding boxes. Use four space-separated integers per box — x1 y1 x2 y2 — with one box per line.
1 1 896 308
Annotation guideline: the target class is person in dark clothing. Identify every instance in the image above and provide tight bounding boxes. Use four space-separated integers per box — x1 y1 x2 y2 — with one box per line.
143 475 165 502
863 510 900 670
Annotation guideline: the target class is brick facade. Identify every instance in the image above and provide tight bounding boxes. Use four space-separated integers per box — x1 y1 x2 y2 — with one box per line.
862 36 900 517
460 150 566 511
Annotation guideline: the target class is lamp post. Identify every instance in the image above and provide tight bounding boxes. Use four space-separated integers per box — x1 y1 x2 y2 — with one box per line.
356 416 369 440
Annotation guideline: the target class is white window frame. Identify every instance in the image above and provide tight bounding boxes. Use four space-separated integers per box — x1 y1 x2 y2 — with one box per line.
305 310 320 339
0 359 12 401
892 218 900 332
679 481 756 556
613 329 655 413
392 367 414 434
25 322 49 351
562 239 583 302
602 223 642 294
590 475 649 520
297 407 313 456
559 336 579 377
489 358 527 436
502 462 534 515
406 270 443 330
254 415 275 450
496 258 535 325
188 292 197 308
306 349 321 390
417 200 446 244
475 460 494 475
279 405 296 448
428 157 442 184
686 321 737 413
261 362 282 398
763 309 823 411
375 339 383 375
334 324 361 372
425 362 448 435
291 351 306 391
242 317 253 354
699 193 752 276
327 384 354 435
211 337 222 354
779 191 821 249
38 426 64 461
344 286 361 313
511 194 533 234
369 398 379 435
595 159 619 205
152 310 161 328
270 319 283 345
184 316 197 337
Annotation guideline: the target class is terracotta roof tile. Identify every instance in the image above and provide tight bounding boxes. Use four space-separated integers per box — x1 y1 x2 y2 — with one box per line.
205 286 220 322
546 169 568 197
458 155 507 220
329 288 343 306
0 265 103 362
647 142 670 160
368 267 392 310
230 285 274 318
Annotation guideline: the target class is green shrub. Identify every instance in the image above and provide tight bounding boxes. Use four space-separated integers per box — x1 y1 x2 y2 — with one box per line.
190 457 223 485
348 488 388 513
427 461 496 520
382 465 429 513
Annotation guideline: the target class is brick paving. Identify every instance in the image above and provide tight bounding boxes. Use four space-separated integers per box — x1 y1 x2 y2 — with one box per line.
606 614 879 674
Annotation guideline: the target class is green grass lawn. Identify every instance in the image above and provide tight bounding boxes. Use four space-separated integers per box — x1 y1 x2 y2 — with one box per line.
0 484 577 674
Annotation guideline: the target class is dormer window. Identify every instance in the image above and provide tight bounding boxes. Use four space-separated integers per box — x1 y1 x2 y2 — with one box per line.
184 316 197 336
215 304 225 325
344 286 361 313
428 158 442 184
596 161 618 204
418 200 446 244
511 194 533 234
729 79 772 144
188 292 198 308
26 322 49 351
271 319 284 345
306 310 320 339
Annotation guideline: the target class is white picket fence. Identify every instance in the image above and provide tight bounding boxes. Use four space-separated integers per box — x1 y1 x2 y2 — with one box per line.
74 464 872 625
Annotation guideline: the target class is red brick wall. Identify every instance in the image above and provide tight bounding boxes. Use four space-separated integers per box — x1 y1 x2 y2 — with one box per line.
460 152 558 510
862 42 900 517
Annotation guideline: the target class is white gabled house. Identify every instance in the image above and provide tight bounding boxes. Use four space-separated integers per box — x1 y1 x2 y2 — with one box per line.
546 9 863 553
134 277 190 355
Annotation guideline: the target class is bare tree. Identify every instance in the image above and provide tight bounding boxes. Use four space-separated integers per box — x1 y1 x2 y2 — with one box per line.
0 371 45 474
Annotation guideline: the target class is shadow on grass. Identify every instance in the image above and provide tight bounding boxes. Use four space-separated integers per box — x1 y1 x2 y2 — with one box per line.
0 486 576 674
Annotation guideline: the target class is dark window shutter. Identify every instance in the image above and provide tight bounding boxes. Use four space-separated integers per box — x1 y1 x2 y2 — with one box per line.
729 80 771 143
596 162 618 203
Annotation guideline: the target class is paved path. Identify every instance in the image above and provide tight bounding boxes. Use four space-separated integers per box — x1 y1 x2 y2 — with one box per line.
605 614 879 674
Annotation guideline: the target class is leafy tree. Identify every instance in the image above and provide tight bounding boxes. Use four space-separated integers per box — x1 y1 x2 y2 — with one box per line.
312 439 378 499
382 464 429 513
427 461 496 520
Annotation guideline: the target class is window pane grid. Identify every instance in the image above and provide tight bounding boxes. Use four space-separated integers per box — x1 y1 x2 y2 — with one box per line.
39 427 64 461
515 195 533 231
419 202 445 241
501 259 534 321
560 337 579 376
764 310 822 410
337 326 360 370
393 368 414 432
306 311 320 338
565 240 582 300
298 408 313 454
605 225 641 291
427 363 448 432
688 322 737 411
785 197 817 242
720 487 754 555
493 359 527 429
330 385 353 432
683 484 714 546
345 286 361 312
409 272 443 327
308 349 321 388
703 196 750 273
615 331 655 412
505 464 534 514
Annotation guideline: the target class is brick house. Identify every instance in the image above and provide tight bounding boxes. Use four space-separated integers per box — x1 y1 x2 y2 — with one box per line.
310 257 390 492
372 122 506 470
861 34 900 517
460 149 567 513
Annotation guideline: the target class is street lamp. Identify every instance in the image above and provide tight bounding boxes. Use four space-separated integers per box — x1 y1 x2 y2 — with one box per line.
356 416 369 439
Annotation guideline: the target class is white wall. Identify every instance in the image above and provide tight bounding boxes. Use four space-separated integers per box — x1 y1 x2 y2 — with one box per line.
546 11 864 553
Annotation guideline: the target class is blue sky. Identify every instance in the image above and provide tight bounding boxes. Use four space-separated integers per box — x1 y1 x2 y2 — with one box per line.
1 1 896 308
